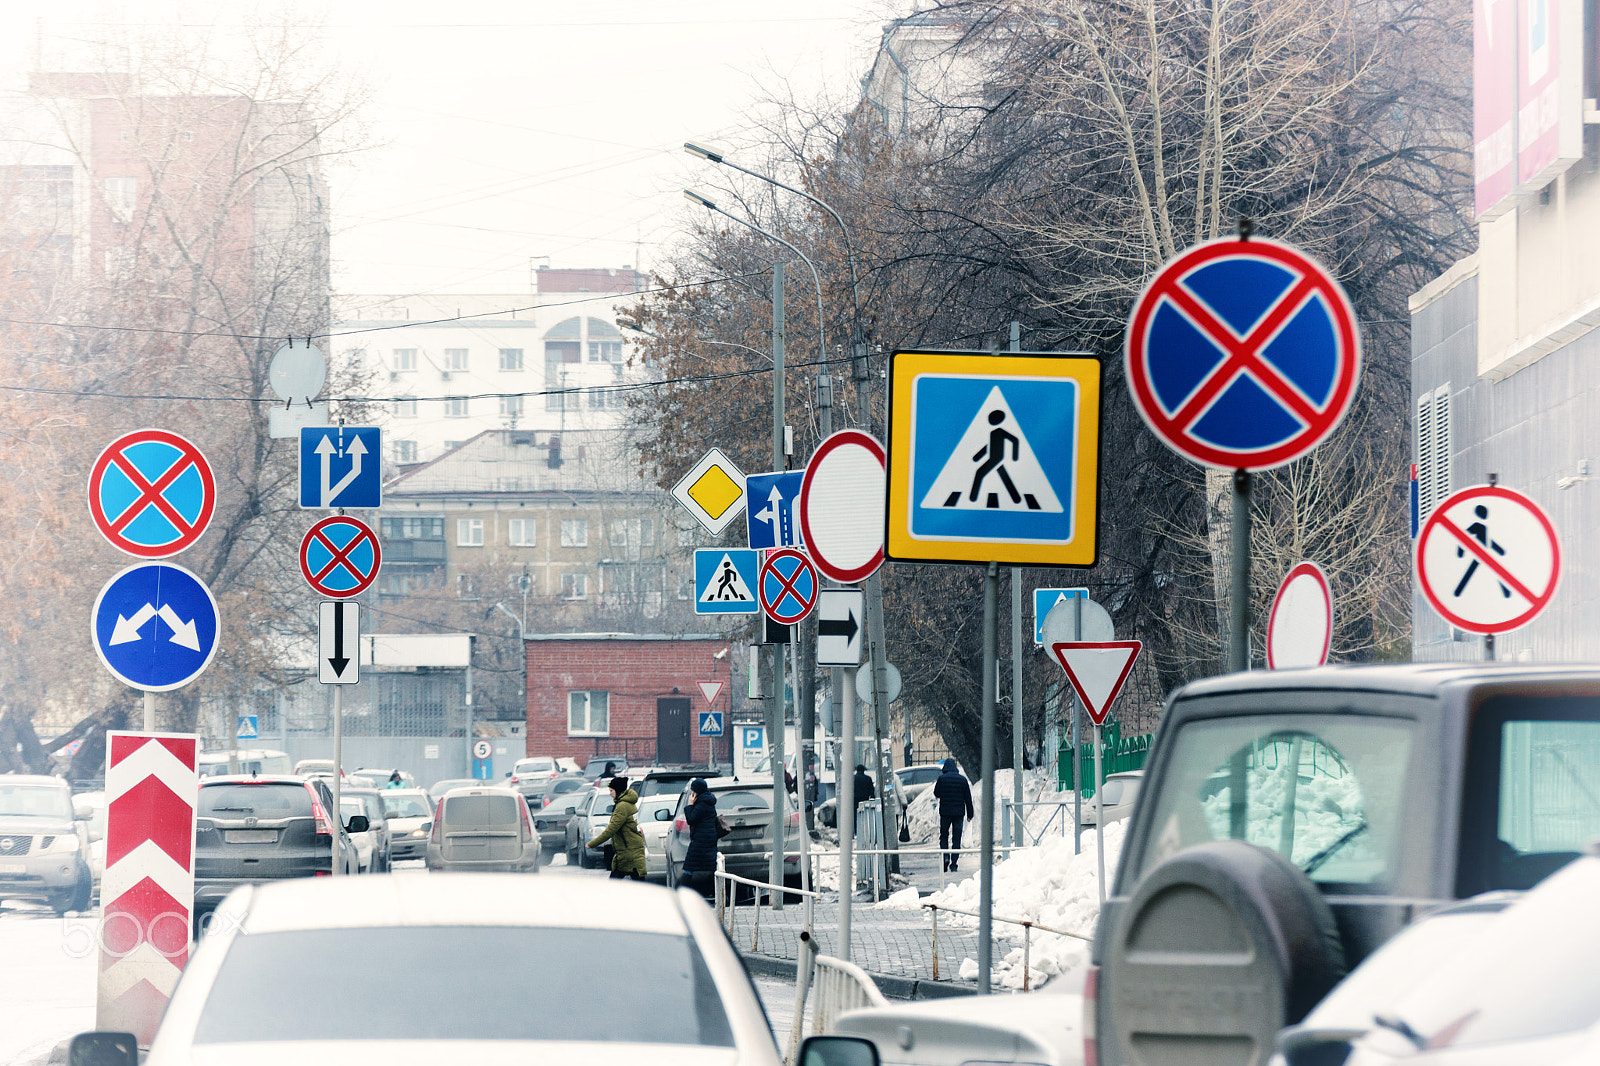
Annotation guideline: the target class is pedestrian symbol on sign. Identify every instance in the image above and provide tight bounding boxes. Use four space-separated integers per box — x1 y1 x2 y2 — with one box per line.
705 556 752 602
923 387 1061 513
1453 505 1511 599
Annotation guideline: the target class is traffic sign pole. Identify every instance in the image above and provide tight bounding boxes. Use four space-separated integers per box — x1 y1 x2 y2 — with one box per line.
332 685 343 878
1231 468 1250 673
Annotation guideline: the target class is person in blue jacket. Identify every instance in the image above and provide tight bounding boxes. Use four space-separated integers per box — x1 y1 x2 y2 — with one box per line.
681 778 720 897
932 759 975 872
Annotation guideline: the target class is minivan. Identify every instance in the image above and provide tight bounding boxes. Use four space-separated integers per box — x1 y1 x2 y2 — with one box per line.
425 786 540 873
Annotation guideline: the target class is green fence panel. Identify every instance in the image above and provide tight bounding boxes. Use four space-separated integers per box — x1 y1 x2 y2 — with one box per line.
1058 724 1152 798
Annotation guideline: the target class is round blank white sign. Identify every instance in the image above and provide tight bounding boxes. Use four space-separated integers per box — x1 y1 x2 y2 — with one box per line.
1266 562 1334 669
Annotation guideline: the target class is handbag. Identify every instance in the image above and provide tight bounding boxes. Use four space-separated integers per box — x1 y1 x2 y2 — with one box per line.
715 813 732 839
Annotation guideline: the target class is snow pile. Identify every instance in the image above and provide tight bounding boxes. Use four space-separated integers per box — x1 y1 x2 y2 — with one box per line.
1200 755 1368 867
929 819 1126 990
876 885 920 909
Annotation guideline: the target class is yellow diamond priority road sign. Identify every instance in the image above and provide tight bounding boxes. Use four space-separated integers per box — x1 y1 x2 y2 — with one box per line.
672 447 748 536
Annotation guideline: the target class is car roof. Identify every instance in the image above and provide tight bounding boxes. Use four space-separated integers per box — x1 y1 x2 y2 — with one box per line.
237 874 690 935
0 775 68 788
440 785 520 797
1172 662 1600 701
644 769 700 780
201 775 310 786
340 787 382 797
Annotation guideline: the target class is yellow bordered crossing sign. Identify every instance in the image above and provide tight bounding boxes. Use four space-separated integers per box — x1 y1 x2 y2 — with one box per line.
885 350 1102 567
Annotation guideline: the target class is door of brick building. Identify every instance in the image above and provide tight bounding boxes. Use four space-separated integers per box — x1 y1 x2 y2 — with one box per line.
657 697 691 765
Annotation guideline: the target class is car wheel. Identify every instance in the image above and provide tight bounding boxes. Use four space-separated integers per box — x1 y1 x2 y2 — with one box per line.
68 869 92 913
1101 840 1346 1063
665 859 678 889
783 871 804 905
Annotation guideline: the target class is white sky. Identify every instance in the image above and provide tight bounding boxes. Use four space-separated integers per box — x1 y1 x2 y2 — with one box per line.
0 0 896 296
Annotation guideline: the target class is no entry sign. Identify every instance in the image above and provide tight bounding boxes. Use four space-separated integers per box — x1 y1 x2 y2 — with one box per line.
1125 238 1360 470
299 516 382 598
1417 485 1560 635
88 429 216 558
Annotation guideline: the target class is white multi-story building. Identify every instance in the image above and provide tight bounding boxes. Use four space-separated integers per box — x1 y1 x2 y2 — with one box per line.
333 266 648 466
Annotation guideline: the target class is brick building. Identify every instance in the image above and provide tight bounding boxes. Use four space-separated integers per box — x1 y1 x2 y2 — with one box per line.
523 633 735 769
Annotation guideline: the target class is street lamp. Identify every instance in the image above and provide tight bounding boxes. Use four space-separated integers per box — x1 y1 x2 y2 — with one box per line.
682 189 827 365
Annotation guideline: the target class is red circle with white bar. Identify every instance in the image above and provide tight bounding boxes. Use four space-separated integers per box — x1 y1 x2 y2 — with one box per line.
1125 237 1361 471
1266 562 1334 669
88 429 216 558
1416 485 1560 635
799 429 886 584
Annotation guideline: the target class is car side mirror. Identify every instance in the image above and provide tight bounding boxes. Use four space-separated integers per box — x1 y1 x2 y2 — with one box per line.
68 1032 139 1066
345 815 370 834
655 808 673 821
799 1036 879 1066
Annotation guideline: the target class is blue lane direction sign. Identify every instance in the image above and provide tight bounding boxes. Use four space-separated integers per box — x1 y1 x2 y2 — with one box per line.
886 350 1102 567
1125 237 1361 471
1033 588 1088 645
699 711 725 737
694 549 761 614
237 716 258 740
92 563 221 692
746 471 805 549
299 426 383 509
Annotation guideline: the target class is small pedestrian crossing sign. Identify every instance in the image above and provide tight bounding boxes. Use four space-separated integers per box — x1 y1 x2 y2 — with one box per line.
694 548 760 614
237 715 259 740
698 711 724 737
887 350 1102 566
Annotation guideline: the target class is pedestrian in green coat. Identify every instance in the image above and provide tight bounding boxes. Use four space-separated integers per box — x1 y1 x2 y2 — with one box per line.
588 777 646 880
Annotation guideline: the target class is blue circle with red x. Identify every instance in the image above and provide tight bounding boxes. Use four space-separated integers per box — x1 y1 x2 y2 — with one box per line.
759 549 818 625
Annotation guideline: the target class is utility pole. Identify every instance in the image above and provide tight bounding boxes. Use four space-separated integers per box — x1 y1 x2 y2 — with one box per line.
767 262 788 909
1009 322 1026 846
804 371 834 831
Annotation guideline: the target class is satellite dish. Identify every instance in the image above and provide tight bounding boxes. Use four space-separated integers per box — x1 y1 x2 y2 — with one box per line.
269 341 327 402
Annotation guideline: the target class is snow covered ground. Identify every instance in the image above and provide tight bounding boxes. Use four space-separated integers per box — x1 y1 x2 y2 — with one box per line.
0 904 98 1066
903 768 1080 846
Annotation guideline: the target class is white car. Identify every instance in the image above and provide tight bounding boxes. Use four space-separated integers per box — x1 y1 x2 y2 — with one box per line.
1078 769 1142 827
71 875 781 1065
379 788 435 863
636 794 680 881
72 791 107 903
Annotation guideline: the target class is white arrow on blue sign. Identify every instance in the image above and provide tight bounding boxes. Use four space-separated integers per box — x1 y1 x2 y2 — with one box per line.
299 426 383 509
746 470 804 549
92 563 220 692
698 711 724 737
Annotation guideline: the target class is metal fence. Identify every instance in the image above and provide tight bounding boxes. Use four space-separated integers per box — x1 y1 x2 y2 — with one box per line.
1058 721 1153 795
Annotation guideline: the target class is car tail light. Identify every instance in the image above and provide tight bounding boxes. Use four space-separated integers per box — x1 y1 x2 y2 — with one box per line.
510 775 520 785
430 799 444 844
1082 964 1099 1066
314 870 329 877
308 786 331 836
674 817 688 833
518 797 534 843
787 810 800 827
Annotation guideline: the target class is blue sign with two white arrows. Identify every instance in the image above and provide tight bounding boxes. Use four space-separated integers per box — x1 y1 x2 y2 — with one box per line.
746 471 804 549
300 426 382 509
92 563 221 692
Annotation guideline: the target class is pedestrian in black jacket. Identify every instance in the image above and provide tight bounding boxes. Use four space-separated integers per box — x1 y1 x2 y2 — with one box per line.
851 764 875 831
681 778 720 898
932 759 975 872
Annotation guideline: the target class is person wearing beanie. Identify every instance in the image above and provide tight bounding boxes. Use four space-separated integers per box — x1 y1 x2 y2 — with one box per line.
932 758 975 872
851 764 876 826
680 777 719 897
586 776 646 880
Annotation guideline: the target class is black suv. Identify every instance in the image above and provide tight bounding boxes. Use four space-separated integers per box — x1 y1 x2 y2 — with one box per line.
194 775 363 926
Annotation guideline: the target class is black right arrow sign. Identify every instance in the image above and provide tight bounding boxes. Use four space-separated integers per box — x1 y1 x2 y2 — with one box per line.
818 610 859 643
815 589 865 667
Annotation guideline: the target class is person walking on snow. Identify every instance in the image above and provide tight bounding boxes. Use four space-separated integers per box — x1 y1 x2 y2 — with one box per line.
586 776 646 880
932 759 975 872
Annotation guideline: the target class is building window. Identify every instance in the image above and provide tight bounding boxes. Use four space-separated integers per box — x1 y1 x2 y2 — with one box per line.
393 397 417 418
560 519 588 547
393 348 418 371
500 395 524 418
393 440 418 463
588 340 623 363
1416 383 1452 525
561 572 588 600
508 517 536 546
381 516 444 540
499 348 524 371
587 388 608 410
545 342 580 410
610 520 629 548
457 518 484 546
444 348 469 372
568 690 608 736
444 441 462 452
457 573 478 599
445 397 469 418
640 518 654 547
104 177 138 222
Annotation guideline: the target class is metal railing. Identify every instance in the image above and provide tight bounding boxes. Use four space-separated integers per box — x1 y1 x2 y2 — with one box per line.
999 798 1080 847
712 855 821 952
923 902 1091 990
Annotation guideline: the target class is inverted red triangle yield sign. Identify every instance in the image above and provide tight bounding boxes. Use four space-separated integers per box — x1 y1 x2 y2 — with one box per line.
698 681 725 706
1050 640 1142 726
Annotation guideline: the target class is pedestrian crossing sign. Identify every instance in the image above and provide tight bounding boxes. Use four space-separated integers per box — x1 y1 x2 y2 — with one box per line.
694 548 761 614
886 350 1102 566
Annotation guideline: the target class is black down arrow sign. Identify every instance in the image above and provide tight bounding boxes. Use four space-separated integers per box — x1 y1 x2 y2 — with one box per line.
328 600 350 677
818 610 858 643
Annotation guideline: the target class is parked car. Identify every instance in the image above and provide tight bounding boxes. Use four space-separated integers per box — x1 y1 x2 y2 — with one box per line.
193 775 361 926
582 757 631 781
533 787 593 861
564 787 617 869
1090 663 1600 1066
636 795 680 881
69 876 781 1066
426 786 539 874
893 763 946 805
352 767 416 789
1078 769 1142 827
339 789 391 873
814 986 1084 1066
197 749 292 778
291 758 338 777
71 791 106 904
428 777 483 805
637 769 702 799
0 775 93 915
665 779 807 895
509 756 560 790
534 775 589 808
377 788 434 862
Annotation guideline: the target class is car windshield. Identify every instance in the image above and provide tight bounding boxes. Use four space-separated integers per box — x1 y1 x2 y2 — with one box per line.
193 926 735 1045
636 777 693 798
380 793 433 818
1134 714 1415 887
199 783 312 818
0 784 71 821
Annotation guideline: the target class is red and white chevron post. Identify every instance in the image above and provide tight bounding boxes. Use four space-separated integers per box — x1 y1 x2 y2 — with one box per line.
97 731 198 1046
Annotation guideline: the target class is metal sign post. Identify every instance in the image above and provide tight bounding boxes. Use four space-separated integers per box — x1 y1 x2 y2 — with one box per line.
838 665 857 961
978 562 999 994
1093 722 1105 902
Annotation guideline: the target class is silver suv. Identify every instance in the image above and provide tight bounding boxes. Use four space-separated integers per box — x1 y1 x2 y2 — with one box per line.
0 775 93 914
